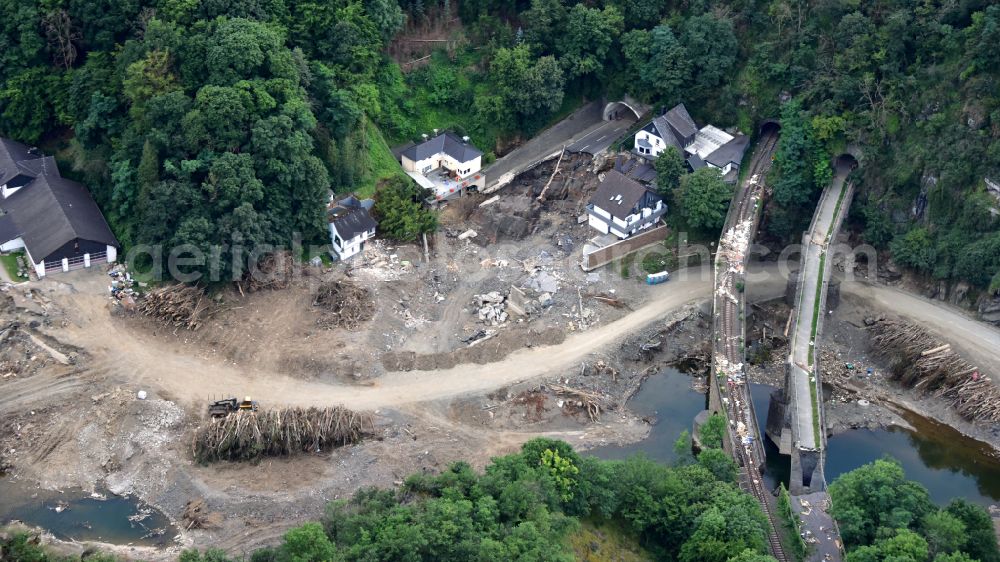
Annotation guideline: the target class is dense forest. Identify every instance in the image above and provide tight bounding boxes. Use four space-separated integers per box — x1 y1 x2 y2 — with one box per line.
0 0 998 290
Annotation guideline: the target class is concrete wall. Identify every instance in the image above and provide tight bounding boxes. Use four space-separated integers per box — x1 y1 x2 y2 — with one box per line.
581 224 668 271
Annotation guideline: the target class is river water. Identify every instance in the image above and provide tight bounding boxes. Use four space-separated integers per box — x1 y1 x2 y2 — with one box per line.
0 478 175 546
590 369 1000 506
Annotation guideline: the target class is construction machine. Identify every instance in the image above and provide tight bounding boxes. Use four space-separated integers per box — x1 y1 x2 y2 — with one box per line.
208 396 260 417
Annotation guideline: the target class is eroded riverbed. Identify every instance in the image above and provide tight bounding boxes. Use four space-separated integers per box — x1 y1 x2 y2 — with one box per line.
591 371 1000 506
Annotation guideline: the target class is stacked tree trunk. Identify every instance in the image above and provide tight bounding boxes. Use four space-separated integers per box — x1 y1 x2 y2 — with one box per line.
314 280 374 329
135 284 210 330
193 406 374 463
868 318 1000 423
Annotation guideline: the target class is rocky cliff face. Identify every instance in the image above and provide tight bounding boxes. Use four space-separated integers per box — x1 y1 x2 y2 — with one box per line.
979 294 1000 326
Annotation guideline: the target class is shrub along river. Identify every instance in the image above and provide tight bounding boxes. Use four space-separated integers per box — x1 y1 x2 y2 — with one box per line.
590 368 1000 506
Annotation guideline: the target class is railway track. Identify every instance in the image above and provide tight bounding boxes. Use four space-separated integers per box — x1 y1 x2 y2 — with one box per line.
711 129 786 562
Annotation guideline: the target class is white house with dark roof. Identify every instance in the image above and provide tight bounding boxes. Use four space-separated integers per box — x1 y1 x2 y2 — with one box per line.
633 103 750 183
586 170 666 239
0 137 119 277
328 195 377 261
399 132 485 201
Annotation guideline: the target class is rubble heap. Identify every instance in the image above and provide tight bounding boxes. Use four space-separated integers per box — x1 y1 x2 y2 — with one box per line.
474 291 509 326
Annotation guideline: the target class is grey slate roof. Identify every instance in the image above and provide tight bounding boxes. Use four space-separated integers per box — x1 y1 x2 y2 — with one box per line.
645 117 684 152
614 156 657 184
0 172 119 260
706 135 750 168
401 132 483 164
629 163 657 184
329 207 377 240
336 194 375 211
663 103 698 141
0 214 19 244
16 155 59 179
0 138 42 186
688 153 706 170
589 170 662 221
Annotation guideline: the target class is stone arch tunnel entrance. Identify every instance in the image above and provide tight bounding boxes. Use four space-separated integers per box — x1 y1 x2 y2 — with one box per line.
603 95 648 121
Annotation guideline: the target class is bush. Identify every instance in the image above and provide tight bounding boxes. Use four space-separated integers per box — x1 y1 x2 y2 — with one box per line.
698 413 727 449
372 177 438 242
641 251 671 274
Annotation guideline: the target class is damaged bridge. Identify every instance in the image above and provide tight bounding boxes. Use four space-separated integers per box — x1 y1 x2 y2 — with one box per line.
706 146 856 562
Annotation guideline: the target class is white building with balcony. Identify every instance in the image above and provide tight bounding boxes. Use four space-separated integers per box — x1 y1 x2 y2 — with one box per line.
586 170 666 240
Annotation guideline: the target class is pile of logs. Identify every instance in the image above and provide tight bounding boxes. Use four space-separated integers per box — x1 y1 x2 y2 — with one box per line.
868 318 1000 423
314 280 374 329
193 406 374 463
135 284 210 330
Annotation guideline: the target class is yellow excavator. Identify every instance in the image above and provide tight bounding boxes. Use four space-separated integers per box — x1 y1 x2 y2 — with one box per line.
208 396 259 417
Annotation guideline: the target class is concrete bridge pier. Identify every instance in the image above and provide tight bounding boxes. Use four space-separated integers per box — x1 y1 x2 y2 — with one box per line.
765 386 792 454
790 448 826 495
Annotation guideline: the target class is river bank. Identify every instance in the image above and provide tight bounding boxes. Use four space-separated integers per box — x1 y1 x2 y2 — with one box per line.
746 293 1000 455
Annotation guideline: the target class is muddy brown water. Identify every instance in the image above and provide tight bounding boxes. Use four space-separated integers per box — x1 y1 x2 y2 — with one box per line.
589 372 1000 506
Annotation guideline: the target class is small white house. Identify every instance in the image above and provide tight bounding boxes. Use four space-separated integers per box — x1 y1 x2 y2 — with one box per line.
328 195 377 261
633 103 698 158
400 132 485 201
0 138 119 277
586 170 666 239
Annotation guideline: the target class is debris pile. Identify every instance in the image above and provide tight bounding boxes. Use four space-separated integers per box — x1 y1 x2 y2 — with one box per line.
107 264 139 310
242 251 297 292
135 284 209 330
474 291 509 325
352 240 412 281
314 280 375 329
182 498 223 530
193 406 374 463
868 318 1000 423
551 384 609 421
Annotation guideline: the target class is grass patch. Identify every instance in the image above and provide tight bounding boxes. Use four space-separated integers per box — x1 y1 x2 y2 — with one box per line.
777 485 809 561
356 120 409 198
565 519 654 562
641 251 673 274
0 251 27 281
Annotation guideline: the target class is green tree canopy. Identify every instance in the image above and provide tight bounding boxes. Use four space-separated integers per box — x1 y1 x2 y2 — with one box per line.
677 167 733 232
372 177 438 242
654 146 687 199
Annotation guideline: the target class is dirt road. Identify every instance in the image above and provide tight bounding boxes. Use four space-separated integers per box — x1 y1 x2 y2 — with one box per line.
18 263 999 415
56 266 733 410
841 282 1000 377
